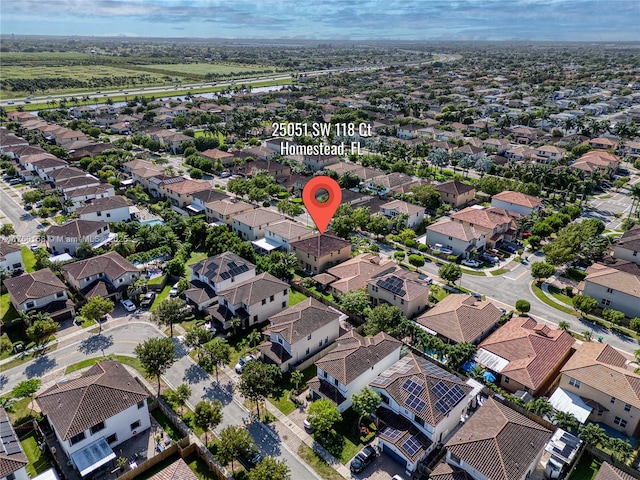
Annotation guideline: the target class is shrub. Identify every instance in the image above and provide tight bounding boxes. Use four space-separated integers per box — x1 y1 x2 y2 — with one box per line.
393 251 405 260
360 431 376 443
515 299 531 314
405 238 416 248
447 255 457 262
418 243 428 252
262 201 271 207
190 168 203 179
630 317 640 334
369 243 380 252
408 254 425 267
392 235 401 243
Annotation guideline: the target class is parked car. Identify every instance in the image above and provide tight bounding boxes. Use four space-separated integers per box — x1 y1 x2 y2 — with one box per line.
391 476 406 480
433 243 453 255
303 417 315 432
418 274 433 285
121 299 136 312
470 292 482 301
480 252 499 264
29 244 39 251
240 449 263 470
219 171 232 178
461 259 481 268
24 204 33 211
235 354 256 374
350 445 377 473
169 282 180 297
140 291 156 307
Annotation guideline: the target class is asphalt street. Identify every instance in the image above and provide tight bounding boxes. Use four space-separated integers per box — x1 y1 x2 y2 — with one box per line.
0 322 320 480
0 183 43 244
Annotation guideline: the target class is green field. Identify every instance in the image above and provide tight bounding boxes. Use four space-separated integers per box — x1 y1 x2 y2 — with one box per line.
141 62 278 76
0 64 156 80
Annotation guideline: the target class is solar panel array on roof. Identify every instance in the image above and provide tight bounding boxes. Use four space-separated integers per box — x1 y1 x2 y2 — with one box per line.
0 417 22 455
219 261 249 280
402 378 424 395
376 275 406 296
382 426 402 440
402 436 422 457
416 355 458 380
434 385 466 415
405 393 427 413
431 381 449 399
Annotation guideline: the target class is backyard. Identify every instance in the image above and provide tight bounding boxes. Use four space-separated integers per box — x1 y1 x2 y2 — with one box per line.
268 364 316 415
312 408 363 464
21 431 53 477
568 453 601 480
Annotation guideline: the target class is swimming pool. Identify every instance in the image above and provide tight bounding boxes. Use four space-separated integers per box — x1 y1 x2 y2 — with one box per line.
140 219 164 226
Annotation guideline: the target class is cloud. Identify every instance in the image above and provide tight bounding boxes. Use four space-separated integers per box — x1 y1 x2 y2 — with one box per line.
1 0 638 40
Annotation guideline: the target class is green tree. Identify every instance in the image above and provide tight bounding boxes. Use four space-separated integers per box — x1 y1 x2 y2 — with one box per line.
572 294 598 317
578 423 607 447
26 316 58 349
199 337 231 382
531 262 555 282
78 297 114 334
439 263 462 285
408 254 425 267
216 425 256 473
307 398 342 433
338 289 370 314
151 297 190 337
364 304 405 336
515 299 531 315
248 456 290 480
603 309 625 326
291 370 304 394
11 379 41 413
164 257 185 277
194 399 223 445
351 387 381 427
558 321 570 331
134 337 177 396
608 437 634 462
526 398 554 418
174 383 192 415
183 325 210 360
248 329 263 348
367 216 390 238
238 361 282 419
75 241 95 259
553 411 578 433
630 317 640 334
230 316 241 336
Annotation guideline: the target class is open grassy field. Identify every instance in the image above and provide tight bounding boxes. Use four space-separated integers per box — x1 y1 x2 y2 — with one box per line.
1 64 156 80
140 62 278 76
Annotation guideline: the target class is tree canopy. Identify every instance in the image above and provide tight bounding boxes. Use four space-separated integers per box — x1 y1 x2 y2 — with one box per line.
134 337 177 395
307 398 342 433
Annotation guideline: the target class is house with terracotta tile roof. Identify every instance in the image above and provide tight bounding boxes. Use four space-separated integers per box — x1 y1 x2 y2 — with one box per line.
425 217 487 258
199 148 234 167
316 253 396 296
589 137 618 150
163 178 211 208
126 161 166 189
476 317 575 396
3 268 71 316
594 462 637 480
259 298 345 372
578 260 640 318
0 407 29 480
290 233 351 274
46 219 114 255
535 144 566 163
205 199 254 225
367 268 430 319
491 190 543 216
415 294 502 345
232 208 284 241
444 398 552 480
570 150 619 174
558 342 640 437
308 330 401 412
612 224 640 265
36 361 150 476
63 251 140 301
434 180 476 208
428 461 474 480
147 458 198 480
369 353 476 473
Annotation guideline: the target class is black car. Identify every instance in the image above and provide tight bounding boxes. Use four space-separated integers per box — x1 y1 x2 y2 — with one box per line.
350 445 377 473
140 292 156 307
239 449 263 470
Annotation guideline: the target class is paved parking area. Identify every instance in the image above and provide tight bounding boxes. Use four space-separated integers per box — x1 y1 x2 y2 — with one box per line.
350 440 410 480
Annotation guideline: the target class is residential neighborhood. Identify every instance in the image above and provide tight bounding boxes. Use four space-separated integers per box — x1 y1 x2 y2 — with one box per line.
2 24 640 480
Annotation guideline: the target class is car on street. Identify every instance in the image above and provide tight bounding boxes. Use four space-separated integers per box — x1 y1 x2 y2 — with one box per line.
219 171 232 178
235 354 256 374
350 445 377 473
239 449 263 470
140 291 156 307
121 299 137 312
169 282 180 297
461 259 481 268
24 204 33 210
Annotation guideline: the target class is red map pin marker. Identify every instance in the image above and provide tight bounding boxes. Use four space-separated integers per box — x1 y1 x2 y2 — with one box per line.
302 176 342 234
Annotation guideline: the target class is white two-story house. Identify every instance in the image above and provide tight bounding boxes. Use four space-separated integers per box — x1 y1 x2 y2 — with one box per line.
613 224 640 265
208 272 289 331
36 361 150 478
258 220 315 253
63 251 140 301
189 252 256 294
369 353 476 474
260 298 345 372
46 220 115 255
75 196 132 223
379 200 425 229
3 268 69 314
232 208 284 241
308 330 402 413
0 242 24 274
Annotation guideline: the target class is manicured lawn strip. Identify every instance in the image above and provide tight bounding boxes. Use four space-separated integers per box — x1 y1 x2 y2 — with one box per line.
148 273 167 286
185 250 209 279
21 431 52 476
548 285 574 305
289 288 309 306
298 445 344 480
1 292 20 323
150 408 182 442
490 268 510 276
312 408 362 464
568 452 600 480
186 454 221 479
21 246 36 272
531 282 577 316
269 364 316 415
430 285 449 302
460 267 487 276
2 396 42 426
0 343 59 371
150 285 172 312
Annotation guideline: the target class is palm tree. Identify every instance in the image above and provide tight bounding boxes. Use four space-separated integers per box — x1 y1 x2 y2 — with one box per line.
230 317 241 336
578 423 607 448
247 330 262 348
608 438 634 462
628 183 640 219
527 398 554 419
553 411 579 433
558 321 570 331
291 370 304 394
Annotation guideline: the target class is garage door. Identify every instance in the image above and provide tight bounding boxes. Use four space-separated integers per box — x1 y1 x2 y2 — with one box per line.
382 443 407 469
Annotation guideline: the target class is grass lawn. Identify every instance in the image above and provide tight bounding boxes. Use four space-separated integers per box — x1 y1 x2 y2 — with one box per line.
148 273 167 286
490 268 510 276
313 408 362 464
531 281 577 316
193 130 226 143
568 453 601 480
185 251 209 280
562 268 587 282
2 396 42 426
1 292 20 324
430 285 448 302
298 445 345 480
150 284 172 312
269 364 316 415
20 246 36 272
548 285 574 305
140 62 278 76
64 354 145 377
21 431 52 477
308 286 336 303
150 407 183 442
289 289 309 306
461 267 487 276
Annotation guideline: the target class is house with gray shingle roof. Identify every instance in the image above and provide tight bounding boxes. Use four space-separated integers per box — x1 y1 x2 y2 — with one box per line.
259 298 345 371
36 360 150 476
3 268 69 314
189 251 256 294
444 398 552 480
308 330 401 412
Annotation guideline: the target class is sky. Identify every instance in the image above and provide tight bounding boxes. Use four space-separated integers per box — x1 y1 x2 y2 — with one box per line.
1 0 639 42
